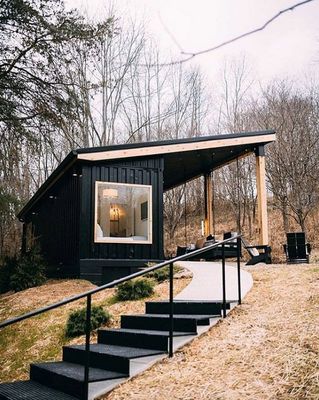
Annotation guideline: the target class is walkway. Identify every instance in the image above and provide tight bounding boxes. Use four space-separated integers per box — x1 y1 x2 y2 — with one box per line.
175 261 253 301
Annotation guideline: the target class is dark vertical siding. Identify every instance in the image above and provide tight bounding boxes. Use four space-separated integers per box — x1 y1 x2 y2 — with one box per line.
25 170 81 277
79 157 164 264
23 155 164 284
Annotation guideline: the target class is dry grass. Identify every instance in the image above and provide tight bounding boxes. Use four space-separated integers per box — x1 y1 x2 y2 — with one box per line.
0 276 191 383
99 264 319 400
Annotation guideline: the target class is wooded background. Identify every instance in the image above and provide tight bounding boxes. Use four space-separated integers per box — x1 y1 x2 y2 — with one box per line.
1 0 319 261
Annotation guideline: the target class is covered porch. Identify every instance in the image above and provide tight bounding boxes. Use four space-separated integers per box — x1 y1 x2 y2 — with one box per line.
156 130 275 250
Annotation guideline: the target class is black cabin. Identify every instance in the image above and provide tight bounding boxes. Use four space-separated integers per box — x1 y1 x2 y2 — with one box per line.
17 130 275 284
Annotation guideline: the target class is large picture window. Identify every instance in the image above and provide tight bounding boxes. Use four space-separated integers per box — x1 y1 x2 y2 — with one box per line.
94 181 152 244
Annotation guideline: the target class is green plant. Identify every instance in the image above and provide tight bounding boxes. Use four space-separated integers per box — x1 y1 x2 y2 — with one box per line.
0 248 46 294
0 255 18 294
145 265 182 283
65 305 110 338
116 278 155 301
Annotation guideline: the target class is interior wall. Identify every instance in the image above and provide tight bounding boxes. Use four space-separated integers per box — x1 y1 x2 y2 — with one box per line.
135 193 149 237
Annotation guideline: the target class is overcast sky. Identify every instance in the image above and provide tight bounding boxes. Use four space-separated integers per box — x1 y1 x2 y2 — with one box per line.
66 0 319 85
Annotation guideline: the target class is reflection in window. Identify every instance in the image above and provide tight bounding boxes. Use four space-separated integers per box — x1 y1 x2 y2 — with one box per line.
94 181 152 243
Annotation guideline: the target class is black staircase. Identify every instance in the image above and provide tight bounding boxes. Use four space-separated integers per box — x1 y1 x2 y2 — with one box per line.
0 237 241 400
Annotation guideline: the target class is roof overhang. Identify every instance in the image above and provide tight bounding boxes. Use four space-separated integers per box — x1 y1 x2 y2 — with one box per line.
17 130 275 219
77 130 276 190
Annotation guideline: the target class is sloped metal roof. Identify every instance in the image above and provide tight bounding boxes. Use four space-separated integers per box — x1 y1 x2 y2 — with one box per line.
17 130 275 219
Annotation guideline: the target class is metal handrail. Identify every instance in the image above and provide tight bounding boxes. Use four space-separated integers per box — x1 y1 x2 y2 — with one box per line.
0 235 241 330
0 234 242 400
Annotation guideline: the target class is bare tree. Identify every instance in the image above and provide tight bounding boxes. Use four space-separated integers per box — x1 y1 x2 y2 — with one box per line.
252 81 319 232
212 57 257 236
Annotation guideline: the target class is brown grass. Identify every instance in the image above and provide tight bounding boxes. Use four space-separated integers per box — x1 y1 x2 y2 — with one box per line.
99 264 319 400
0 276 191 383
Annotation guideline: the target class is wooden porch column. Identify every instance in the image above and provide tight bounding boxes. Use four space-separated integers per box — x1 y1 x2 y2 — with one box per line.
204 172 213 236
255 146 269 245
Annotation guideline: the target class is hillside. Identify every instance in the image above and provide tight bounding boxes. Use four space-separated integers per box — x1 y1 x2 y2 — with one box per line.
100 264 319 400
0 276 191 383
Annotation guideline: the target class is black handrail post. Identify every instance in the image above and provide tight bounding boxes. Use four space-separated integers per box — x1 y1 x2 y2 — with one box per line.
169 262 174 358
237 237 242 305
222 244 226 318
83 294 91 400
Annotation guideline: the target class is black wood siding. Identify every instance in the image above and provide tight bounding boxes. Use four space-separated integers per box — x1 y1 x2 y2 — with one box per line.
25 170 80 277
79 157 164 263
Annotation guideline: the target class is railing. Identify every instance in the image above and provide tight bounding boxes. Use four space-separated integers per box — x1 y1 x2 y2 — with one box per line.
0 235 242 400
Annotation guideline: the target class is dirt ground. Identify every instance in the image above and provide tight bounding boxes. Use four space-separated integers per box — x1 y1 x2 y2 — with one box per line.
100 264 319 400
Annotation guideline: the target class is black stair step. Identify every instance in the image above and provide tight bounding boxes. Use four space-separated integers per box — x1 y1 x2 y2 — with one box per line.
63 343 165 374
65 343 165 360
30 361 128 398
98 328 195 351
63 344 130 374
145 300 234 315
121 314 216 332
0 380 78 400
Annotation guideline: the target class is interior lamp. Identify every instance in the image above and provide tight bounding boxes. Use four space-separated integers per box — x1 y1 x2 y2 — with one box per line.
110 205 120 221
103 188 118 198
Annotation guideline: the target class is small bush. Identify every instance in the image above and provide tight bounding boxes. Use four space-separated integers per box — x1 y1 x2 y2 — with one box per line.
145 265 182 283
65 305 110 338
0 248 46 293
0 256 17 294
116 278 155 301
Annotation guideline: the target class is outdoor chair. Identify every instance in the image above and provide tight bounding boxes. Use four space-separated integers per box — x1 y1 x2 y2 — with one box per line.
283 232 311 264
175 232 244 262
241 237 272 265
183 232 240 261
176 245 188 257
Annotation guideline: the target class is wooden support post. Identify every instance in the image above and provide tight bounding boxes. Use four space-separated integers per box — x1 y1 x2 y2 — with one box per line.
204 172 213 237
255 146 269 245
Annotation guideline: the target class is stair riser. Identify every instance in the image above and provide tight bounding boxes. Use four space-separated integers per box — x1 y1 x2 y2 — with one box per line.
145 302 229 315
121 315 198 332
98 330 168 351
194 318 211 326
63 347 130 374
30 365 83 399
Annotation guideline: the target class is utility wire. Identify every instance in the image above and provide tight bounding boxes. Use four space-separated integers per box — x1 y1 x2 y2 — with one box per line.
156 0 316 66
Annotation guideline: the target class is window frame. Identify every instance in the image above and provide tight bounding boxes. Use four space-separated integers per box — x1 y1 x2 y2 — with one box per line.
94 181 153 244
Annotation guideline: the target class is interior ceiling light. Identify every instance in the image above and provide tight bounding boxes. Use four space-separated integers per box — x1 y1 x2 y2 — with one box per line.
103 188 118 198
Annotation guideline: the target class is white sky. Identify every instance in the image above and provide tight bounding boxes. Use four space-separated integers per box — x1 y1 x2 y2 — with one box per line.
66 0 319 86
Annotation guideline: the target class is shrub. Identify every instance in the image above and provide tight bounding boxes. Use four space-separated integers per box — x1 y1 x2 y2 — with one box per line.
0 248 46 293
0 255 17 294
145 265 182 283
116 278 155 301
65 305 110 338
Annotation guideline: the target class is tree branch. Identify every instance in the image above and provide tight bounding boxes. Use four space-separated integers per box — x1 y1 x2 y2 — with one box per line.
158 0 315 66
